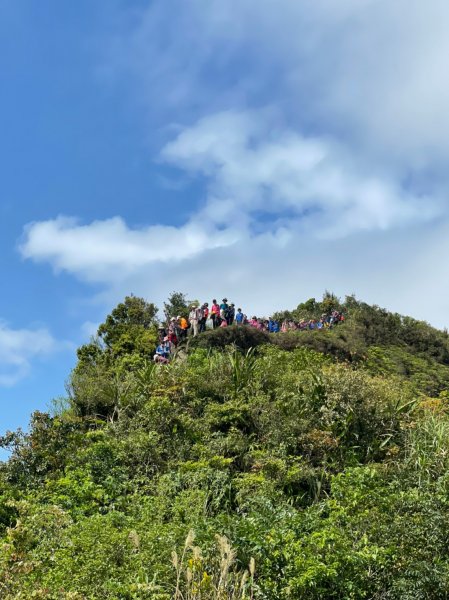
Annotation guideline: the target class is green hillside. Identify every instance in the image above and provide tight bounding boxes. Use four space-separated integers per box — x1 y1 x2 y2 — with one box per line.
2 294 449 599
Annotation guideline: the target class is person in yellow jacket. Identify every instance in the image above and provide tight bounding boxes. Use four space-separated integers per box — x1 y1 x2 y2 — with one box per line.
177 315 188 341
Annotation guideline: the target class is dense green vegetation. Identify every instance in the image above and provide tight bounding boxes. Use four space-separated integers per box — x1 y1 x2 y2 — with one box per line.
2 293 449 599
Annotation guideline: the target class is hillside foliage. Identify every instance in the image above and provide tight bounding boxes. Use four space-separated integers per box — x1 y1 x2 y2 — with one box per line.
1 293 449 598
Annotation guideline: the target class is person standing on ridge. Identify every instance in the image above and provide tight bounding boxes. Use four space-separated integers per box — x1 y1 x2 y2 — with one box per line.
235 308 244 325
268 318 280 333
220 298 229 321
189 304 198 336
211 299 220 329
177 315 188 341
199 303 209 333
189 304 201 337
227 303 235 325
249 316 258 327
168 317 178 346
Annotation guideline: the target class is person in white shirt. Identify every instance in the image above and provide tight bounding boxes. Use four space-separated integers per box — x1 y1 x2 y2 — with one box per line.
189 305 202 336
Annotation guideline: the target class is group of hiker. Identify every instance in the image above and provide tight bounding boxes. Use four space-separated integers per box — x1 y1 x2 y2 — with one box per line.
281 310 345 332
154 299 345 363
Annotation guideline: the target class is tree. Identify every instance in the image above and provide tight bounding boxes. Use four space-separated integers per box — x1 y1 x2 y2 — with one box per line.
97 295 158 349
321 291 341 314
71 297 159 418
163 291 190 322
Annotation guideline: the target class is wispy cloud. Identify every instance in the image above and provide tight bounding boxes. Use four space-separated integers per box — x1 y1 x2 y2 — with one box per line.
19 108 439 284
0 323 59 386
110 0 449 169
162 110 438 237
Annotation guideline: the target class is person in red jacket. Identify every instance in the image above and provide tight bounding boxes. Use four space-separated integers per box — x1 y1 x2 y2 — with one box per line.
211 299 220 329
168 317 178 346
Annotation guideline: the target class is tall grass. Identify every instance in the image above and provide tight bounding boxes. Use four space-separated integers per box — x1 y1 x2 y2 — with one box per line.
228 347 257 398
404 415 449 485
172 530 255 599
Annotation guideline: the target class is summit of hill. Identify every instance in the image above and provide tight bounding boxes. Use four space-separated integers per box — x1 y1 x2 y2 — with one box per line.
1 292 449 599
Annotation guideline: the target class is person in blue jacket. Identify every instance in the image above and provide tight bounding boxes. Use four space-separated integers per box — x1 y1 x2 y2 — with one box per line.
268 318 280 333
154 337 171 363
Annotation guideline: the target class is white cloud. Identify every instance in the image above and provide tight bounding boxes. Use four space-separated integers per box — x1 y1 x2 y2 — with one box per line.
114 0 449 171
19 108 439 287
87 219 449 329
20 215 239 283
18 0 449 329
17 98 449 328
162 110 439 237
18 211 449 330
0 323 58 386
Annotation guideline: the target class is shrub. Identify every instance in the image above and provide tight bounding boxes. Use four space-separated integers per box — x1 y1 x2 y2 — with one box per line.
190 326 270 351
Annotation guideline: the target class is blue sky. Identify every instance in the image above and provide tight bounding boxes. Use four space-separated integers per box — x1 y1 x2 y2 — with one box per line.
1 0 449 439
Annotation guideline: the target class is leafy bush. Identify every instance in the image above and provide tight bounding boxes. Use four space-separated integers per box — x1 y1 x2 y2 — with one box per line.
190 325 270 351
